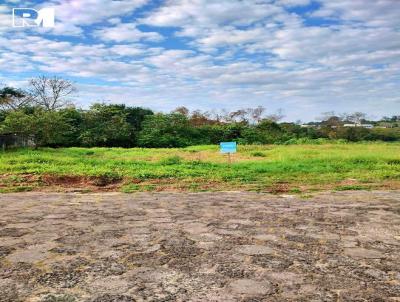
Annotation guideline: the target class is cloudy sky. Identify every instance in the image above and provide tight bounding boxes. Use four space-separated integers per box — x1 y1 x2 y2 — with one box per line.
0 0 399 121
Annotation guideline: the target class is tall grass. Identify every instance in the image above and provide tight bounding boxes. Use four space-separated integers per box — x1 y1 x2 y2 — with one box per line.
1 143 399 191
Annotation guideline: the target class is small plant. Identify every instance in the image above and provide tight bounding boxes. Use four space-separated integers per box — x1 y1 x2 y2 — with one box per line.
160 155 182 165
0 186 34 193
92 172 122 186
41 294 76 302
188 183 199 191
143 184 156 191
387 159 400 165
334 185 369 191
121 184 140 193
251 151 266 157
1 175 24 185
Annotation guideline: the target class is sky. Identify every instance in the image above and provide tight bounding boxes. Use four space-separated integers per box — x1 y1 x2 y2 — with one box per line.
0 0 399 122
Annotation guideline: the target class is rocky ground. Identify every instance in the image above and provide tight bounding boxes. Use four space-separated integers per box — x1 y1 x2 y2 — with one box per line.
0 191 399 301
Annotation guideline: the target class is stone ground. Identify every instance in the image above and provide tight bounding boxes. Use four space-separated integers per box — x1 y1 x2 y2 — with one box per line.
0 191 399 302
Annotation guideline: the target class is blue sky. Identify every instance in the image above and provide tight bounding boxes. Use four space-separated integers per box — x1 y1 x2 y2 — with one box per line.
0 0 399 121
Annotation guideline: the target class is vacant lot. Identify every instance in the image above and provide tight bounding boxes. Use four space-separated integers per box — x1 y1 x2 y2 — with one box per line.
0 191 399 301
1 143 400 193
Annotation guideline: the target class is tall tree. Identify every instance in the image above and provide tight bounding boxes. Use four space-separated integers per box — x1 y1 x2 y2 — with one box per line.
138 113 198 147
0 87 31 110
346 112 367 125
173 106 190 116
249 106 266 123
1 109 70 147
28 76 77 110
265 109 285 122
80 103 133 147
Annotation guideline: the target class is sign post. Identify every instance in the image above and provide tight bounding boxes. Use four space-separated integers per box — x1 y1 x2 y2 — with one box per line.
220 142 237 164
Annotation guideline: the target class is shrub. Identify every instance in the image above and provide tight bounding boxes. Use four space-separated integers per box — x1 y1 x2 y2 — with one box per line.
251 151 266 157
160 155 182 165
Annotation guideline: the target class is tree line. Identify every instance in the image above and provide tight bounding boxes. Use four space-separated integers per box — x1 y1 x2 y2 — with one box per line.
1 76 399 148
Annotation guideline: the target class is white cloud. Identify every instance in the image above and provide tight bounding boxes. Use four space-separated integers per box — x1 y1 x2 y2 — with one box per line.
142 0 282 27
48 0 149 26
109 44 146 56
312 0 400 28
0 0 399 121
277 0 311 7
93 23 163 42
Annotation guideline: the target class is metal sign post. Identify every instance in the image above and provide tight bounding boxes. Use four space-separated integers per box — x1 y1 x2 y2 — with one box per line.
220 142 237 164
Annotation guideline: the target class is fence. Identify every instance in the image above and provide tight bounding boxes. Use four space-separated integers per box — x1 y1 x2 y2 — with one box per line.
0 133 35 150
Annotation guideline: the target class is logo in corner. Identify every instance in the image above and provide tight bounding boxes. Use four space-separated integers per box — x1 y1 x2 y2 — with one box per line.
12 8 55 28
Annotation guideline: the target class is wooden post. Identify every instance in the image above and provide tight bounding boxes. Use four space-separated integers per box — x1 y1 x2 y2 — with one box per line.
228 152 231 165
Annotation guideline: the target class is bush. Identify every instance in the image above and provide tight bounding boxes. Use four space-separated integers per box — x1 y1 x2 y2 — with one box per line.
251 151 266 157
138 113 198 147
160 155 182 165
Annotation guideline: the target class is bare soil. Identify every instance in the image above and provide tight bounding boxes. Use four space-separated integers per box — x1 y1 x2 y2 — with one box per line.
0 191 399 301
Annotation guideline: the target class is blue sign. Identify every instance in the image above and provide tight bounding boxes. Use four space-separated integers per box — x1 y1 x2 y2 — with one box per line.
220 142 237 154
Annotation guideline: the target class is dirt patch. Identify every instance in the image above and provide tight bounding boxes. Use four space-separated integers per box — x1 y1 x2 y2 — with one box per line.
42 174 122 188
266 182 291 194
41 175 88 186
3 173 400 193
1 173 124 193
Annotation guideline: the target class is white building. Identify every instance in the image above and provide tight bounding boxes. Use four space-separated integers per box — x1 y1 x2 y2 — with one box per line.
343 124 373 129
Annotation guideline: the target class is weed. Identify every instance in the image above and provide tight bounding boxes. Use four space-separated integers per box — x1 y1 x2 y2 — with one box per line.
121 184 140 193
160 156 182 165
85 151 95 156
251 151 266 157
335 185 370 191
0 186 33 193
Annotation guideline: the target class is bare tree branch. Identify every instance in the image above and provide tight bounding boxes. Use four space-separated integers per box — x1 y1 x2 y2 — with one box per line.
28 75 77 110
265 108 285 122
249 106 266 123
346 112 367 125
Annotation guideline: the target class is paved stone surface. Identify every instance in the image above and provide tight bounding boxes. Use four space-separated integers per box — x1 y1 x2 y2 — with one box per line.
0 191 399 301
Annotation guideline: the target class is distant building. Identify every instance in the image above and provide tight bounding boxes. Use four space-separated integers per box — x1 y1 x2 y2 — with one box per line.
343 124 374 129
361 124 374 129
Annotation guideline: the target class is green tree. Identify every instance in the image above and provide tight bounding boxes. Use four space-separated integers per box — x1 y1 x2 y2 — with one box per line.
336 127 370 141
0 87 31 110
58 108 84 146
123 106 153 132
1 109 70 147
80 103 133 147
138 113 199 147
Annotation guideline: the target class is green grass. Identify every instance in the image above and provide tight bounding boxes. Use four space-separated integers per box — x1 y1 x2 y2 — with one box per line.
1 143 400 192
0 186 34 193
334 185 371 191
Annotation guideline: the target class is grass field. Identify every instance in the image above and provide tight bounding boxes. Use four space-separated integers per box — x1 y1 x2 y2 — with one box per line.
1 142 400 193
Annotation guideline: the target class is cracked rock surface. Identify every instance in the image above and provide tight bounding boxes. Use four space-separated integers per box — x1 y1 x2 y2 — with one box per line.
0 191 399 301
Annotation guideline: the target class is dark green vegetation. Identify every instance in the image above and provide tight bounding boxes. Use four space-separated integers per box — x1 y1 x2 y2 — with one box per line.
1 104 400 148
1 143 400 192
1 77 400 148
